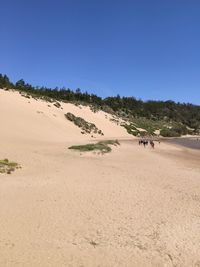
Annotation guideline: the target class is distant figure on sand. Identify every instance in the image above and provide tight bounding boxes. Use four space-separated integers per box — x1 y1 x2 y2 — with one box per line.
139 139 149 148
150 140 155 149
143 140 148 148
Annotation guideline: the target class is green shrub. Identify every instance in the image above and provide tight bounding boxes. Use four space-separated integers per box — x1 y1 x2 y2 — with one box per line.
160 123 189 137
160 128 180 137
68 140 120 154
53 102 61 108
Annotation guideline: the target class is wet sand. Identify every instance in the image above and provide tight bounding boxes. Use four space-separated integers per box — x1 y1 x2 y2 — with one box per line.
167 137 200 150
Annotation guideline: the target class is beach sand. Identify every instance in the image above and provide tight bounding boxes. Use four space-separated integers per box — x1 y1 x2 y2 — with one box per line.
0 90 200 267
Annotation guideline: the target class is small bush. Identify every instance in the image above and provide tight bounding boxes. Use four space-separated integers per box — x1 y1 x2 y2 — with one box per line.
0 159 20 174
53 102 61 108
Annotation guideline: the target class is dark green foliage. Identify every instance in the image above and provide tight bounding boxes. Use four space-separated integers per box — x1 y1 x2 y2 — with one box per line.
68 140 120 154
160 128 180 137
0 74 13 88
53 102 61 108
0 73 200 135
65 112 104 135
160 124 188 137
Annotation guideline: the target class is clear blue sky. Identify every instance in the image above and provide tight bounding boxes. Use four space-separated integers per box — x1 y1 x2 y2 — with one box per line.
1 0 200 104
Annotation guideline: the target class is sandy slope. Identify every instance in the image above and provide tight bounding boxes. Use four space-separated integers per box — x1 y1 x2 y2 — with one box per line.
0 90 200 267
0 90 129 143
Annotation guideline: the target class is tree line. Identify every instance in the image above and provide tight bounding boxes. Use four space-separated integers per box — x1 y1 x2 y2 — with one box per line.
0 73 200 133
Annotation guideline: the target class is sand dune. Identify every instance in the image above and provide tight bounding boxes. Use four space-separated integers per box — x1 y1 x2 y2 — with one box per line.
0 90 129 143
0 89 200 267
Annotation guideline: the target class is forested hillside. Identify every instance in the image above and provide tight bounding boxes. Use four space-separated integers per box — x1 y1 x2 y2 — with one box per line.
1 73 200 136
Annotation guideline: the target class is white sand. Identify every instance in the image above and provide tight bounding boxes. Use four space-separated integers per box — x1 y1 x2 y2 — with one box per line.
0 90 200 267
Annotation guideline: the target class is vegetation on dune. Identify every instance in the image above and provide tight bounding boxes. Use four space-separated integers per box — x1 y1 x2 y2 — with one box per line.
160 128 180 137
53 101 61 108
1 73 200 137
0 159 20 174
131 117 163 135
121 123 141 136
160 124 188 137
65 112 104 135
121 118 190 137
68 140 120 154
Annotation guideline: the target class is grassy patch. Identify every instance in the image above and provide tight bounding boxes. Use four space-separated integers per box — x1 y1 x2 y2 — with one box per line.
68 140 120 154
121 123 140 136
0 159 20 174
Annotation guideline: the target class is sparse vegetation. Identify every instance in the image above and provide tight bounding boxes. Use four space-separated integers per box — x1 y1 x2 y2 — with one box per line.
68 140 120 154
53 101 61 108
65 112 104 135
1 73 200 137
121 123 140 136
0 159 20 174
89 240 99 247
121 117 191 137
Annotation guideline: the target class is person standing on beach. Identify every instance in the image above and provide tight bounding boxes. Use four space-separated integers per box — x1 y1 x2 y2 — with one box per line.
143 140 146 148
150 140 155 149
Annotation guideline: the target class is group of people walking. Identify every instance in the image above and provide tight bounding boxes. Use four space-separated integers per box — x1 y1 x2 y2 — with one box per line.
139 139 155 149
